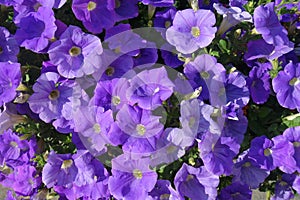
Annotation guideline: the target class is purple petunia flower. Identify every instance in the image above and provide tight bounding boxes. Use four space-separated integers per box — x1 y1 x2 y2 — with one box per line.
218 182 252 200
225 70 249 107
198 132 236 175
147 179 183 200
184 54 226 101
0 103 26 134
14 6 57 53
248 136 275 170
0 62 21 107
100 50 133 81
108 155 158 200
0 27 19 62
153 7 177 38
229 0 248 9
213 3 252 35
166 9 217 54
271 134 297 174
140 0 174 7
174 163 219 200
282 126 300 171
94 78 130 111
0 129 36 168
28 72 81 123
74 105 109 153
126 67 174 110
272 62 300 112
107 0 139 22
244 39 294 63
160 43 184 68
42 151 78 188
254 2 290 46
53 151 110 199
247 65 271 104
48 25 103 78
116 105 163 154
72 0 116 34
1 164 41 196
232 150 270 189
271 174 296 200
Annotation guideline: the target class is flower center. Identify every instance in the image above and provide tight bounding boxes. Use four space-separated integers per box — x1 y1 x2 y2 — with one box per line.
133 169 143 179
105 67 115 76
61 159 73 169
160 194 171 200
112 96 121 106
289 77 300 86
33 3 42 11
191 26 200 38
189 117 195 127
263 148 272 156
10 141 18 147
167 145 177 154
165 21 171 28
87 1 97 11
0 46 3 54
279 181 288 186
93 123 101 133
136 124 146 136
200 71 210 79
243 162 251 167
48 89 60 100
293 141 300 147
69 46 81 57
115 0 121 8
186 174 194 181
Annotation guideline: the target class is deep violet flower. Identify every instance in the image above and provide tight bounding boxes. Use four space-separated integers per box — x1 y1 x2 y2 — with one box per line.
282 126 300 171
218 182 252 200
28 72 81 123
116 105 164 154
254 2 290 46
140 0 174 7
0 103 26 135
107 0 139 22
213 3 252 35
247 65 271 104
183 54 226 101
174 163 219 200
248 136 275 170
232 150 270 189
72 0 116 34
14 6 57 53
198 132 236 175
272 62 300 112
42 151 78 188
0 27 19 62
271 174 296 200
166 9 217 54
0 62 21 107
126 67 174 110
147 180 182 200
1 164 41 196
108 155 158 200
48 25 103 78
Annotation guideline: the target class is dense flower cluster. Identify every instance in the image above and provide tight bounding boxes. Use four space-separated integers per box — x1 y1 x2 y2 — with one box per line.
0 0 299 199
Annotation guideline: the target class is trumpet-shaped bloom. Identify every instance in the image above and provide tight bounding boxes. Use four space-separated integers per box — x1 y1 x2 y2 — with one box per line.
48 25 103 78
272 62 300 112
72 0 116 34
0 62 21 107
108 155 158 200
14 6 57 53
166 9 217 54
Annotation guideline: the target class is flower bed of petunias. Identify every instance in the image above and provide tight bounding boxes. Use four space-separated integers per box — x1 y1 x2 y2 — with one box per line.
0 0 300 199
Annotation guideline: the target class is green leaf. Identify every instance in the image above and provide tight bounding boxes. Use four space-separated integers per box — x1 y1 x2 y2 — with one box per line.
282 113 300 128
